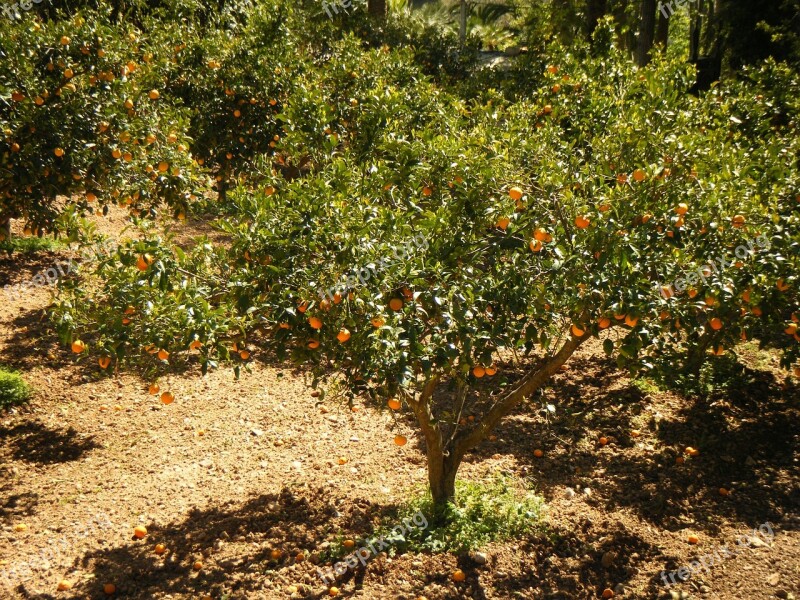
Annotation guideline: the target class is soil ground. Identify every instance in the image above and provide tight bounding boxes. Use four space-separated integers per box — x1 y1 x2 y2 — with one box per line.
0 209 798 599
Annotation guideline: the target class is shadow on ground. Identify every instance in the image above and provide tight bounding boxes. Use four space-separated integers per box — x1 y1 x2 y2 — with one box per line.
0 421 101 465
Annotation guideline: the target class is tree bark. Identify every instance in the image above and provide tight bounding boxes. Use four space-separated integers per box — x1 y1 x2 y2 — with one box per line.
655 8 669 50
0 217 10 243
368 0 386 19
637 0 658 66
586 0 607 40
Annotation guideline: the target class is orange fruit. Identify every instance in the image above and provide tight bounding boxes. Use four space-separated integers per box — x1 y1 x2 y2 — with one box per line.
71 340 86 354
675 203 688 215
193 560 203 571
148 383 160 395
452 569 466 582
529 239 543 252
136 254 152 271
602 589 614 599
485 366 497 376
676 456 685 465
337 328 351 343
98 357 111 369
719 487 730 496
264 185 276 196
752 306 763 316
599 436 608 446
508 186 523 201
308 316 323 330
685 447 700 457
154 543 166 555
394 434 407 446
496 216 510 230
574 215 590 229
343 539 355 550
157 349 169 361
777 278 790 292
709 317 723 331
542 104 553 115
387 399 401 410
687 535 699 545
786 323 798 335
103 583 116 595
571 324 585 337
297 301 309 313
472 365 486 378
270 549 282 560
239 350 250 360
624 315 639 327
329 588 340 597
54 147 65 157
389 298 404 311
598 317 611 329
307 340 320 349
732 214 745 228
124 98 134 109
148 89 160 100
189 340 202 350
160 392 174 405
422 186 433 196
371 317 384 328
712 345 725 356
533 449 544 458
546 65 558 74
58 580 72 591
134 525 147 539
632 169 646 182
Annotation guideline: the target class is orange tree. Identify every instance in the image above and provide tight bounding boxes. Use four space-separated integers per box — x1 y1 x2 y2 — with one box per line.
53 25 800 513
0 6 201 240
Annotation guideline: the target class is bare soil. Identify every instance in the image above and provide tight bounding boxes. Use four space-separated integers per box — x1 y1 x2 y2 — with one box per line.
1 209 798 599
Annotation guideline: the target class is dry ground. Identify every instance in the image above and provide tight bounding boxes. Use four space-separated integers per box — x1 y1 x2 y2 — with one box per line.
0 209 798 599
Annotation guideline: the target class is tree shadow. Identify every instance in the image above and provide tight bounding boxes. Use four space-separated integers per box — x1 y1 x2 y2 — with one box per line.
0 422 101 465
0 474 39 520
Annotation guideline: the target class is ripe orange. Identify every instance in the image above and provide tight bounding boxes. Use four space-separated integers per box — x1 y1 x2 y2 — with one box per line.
574 215 590 229
343 539 355 550
676 456 685 465
624 315 638 327
452 569 466 582
134 525 147 539
752 306 763 316
632 169 646 182
103 583 116 595
387 399 401 410
485 366 497 376
786 323 798 335
371 317 384 328
58 580 72 591
193 560 203 571
136 254 153 271
389 298 404 311
709 317 723 331
777 278 790 292
529 239 543 252
240 350 250 360
684 447 700 457
508 186 524 201
148 383 160 395
71 340 86 353
329 588 340 597
719 487 730 496
148 89 160 100
421 186 433 197
602 589 614 599
533 449 544 458
154 543 166 555
542 104 553 115
675 203 688 215
496 216 510 230
472 365 486 378
60 35 70 45
571 324 585 337
599 436 608 446
157 349 169 361
160 392 174 405
54 147 65 157
598 317 611 329
307 339 320 349
308 316 323 330
189 340 202 350
712 345 725 356
732 214 745 228
270 549 283 560
98 357 111 369
546 65 558 74
687 535 699 545
394 434 407 446
337 328 351 343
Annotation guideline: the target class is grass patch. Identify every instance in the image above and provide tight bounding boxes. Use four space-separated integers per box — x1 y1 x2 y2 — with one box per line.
0 236 64 254
0 366 31 409
632 377 663 395
389 475 544 553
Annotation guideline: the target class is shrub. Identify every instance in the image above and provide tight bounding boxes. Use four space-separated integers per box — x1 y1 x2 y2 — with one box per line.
0 367 31 409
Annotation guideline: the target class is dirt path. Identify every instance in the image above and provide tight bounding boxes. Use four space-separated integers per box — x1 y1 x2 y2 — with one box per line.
1 211 798 599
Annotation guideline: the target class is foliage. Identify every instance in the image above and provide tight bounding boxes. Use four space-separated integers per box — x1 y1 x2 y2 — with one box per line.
0 366 31 409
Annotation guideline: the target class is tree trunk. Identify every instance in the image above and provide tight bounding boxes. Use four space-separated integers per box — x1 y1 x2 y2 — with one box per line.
585 0 607 40
368 0 386 19
427 445 459 519
655 8 669 50
637 0 658 66
0 216 10 243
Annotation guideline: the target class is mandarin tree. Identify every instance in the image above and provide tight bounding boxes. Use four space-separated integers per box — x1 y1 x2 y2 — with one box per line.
53 21 799 513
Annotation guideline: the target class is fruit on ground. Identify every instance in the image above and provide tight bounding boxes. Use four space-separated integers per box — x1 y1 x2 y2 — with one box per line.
71 340 86 353
387 399 401 410
134 525 147 539
394 434 407 446
452 569 466 582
